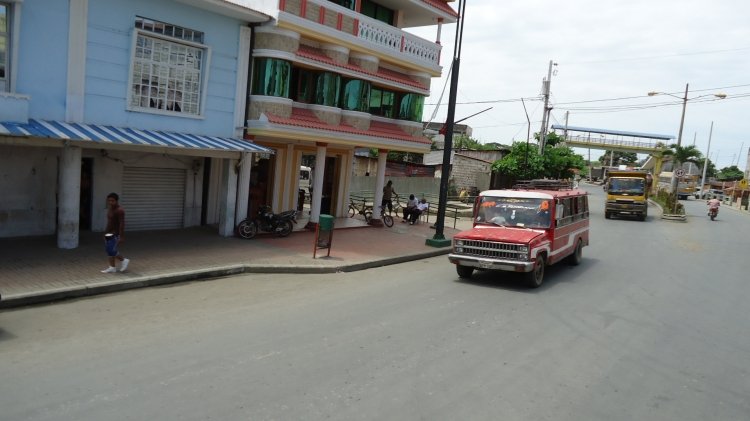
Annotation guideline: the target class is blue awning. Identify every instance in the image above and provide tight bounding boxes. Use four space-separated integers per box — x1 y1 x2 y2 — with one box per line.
0 119 273 154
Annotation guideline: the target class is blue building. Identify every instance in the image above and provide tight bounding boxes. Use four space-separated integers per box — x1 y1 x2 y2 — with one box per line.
0 0 274 247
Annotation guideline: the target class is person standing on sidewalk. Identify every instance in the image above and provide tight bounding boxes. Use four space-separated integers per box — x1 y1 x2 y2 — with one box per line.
382 180 396 214
101 192 130 273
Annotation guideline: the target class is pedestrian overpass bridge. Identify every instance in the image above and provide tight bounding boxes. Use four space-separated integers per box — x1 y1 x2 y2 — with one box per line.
550 124 675 175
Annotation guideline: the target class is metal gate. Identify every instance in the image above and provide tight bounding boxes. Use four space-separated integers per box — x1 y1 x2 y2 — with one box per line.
122 167 186 231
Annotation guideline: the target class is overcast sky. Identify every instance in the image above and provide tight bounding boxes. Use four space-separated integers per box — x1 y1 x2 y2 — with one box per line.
408 0 750 172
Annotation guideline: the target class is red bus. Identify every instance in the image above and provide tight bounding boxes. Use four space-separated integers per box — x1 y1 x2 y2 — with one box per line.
448 180 590 288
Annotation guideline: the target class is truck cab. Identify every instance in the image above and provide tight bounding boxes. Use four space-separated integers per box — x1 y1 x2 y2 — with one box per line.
448 181 590 288
605 170 650 221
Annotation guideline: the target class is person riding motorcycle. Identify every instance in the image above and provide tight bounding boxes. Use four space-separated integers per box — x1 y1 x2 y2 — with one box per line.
707 198 721 217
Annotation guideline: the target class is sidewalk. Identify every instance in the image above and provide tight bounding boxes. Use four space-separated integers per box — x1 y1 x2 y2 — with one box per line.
0 216 471 308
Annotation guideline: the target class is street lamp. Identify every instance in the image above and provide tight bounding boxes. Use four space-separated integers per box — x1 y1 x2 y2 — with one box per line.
647 83 726 213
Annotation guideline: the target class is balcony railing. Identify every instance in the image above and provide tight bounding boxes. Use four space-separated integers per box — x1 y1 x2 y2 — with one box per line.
280 0 441 68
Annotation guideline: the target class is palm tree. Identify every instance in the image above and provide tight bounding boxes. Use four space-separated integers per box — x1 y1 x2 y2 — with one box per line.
662 144 703 172
661 144 703 213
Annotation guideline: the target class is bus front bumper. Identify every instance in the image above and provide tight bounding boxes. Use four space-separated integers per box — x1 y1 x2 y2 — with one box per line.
449 254 534 272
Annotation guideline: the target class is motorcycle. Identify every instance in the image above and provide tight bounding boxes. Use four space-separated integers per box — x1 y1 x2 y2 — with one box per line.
708 206 719 221
707 200 720 221
237 205 297 239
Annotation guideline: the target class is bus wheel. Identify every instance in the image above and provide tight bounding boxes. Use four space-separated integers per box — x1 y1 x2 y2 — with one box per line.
456 265 474 279
525 255 545 288
567 240 583 266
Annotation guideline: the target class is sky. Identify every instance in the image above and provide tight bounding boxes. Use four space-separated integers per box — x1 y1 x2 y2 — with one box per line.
407 0 750 172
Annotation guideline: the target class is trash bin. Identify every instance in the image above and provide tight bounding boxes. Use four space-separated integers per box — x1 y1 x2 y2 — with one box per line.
319 214 334 231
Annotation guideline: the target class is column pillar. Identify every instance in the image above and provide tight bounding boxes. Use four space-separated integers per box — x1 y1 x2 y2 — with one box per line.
219 158 238 237
371 149 387 226
235 152 252 224
308 143 327 227
57 144 82 249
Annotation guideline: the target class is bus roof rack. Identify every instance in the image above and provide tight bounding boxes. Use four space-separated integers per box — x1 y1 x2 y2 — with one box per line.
513 179 574 190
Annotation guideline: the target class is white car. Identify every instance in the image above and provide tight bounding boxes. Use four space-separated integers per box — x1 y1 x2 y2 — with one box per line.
695 189 724 200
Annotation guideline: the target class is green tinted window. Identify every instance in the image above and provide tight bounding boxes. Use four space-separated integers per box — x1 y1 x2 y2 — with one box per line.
361 0 394 25
314 72 341 107
369 86 395 118
398 93 424 122
340 79 370 112
292 68 315 103
251 58 291 98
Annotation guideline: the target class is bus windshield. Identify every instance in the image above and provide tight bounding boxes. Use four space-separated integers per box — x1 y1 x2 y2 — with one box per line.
475 196 552 228
608 178 644 195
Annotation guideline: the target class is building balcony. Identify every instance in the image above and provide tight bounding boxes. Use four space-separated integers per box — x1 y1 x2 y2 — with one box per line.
278 0 451 75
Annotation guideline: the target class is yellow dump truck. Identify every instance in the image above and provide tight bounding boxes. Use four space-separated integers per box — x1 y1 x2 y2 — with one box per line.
604 170 650 221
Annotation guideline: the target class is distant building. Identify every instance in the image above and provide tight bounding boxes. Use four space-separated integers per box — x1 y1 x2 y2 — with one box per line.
423 122 473 149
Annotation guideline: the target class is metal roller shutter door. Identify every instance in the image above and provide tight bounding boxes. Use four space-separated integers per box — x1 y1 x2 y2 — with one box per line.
122 167 186 231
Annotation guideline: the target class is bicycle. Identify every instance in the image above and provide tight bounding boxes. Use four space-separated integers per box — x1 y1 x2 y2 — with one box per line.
389 193 404 218
348 197 372 223
376 204 394 227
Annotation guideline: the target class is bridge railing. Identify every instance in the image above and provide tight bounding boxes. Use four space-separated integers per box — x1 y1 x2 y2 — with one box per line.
565 134 667 151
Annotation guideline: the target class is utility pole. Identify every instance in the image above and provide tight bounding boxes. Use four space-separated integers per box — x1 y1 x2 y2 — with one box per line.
538 60 556 154
700 121 713 197
426 0 467 248
521 98 530 173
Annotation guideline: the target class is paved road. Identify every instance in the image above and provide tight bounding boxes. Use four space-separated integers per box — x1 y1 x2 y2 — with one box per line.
1 185 748 420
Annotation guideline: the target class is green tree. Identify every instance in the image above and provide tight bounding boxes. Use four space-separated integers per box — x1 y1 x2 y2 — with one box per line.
598 150 638 165
717 165 744 181
544 146 587 179
534 131 564 147
662 144 703 171
368 149 421 163
453 134 494 151
696 157 717 178
491 141 544 180
491 142 585 181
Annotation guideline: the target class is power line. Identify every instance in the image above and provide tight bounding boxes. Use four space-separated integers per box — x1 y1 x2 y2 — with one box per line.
425 96 542 106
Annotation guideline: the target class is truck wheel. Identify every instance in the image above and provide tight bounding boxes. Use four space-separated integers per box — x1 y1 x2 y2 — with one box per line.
567 240 583 266
524 255 545 288
456 265 474 279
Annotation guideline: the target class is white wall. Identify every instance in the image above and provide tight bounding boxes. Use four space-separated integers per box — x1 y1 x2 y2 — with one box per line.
0 145 207 238
0 146 59 237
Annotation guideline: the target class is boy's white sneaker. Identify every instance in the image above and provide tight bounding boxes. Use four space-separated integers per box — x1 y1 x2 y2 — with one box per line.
120 258 130 272
101 266 117 274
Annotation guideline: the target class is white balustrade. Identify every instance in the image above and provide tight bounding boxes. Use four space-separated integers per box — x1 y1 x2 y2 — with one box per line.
291 0 441 67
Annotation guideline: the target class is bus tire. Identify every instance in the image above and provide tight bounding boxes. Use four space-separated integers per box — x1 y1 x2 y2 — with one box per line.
456 265 474 279
567 239 583 266
525 254 545 288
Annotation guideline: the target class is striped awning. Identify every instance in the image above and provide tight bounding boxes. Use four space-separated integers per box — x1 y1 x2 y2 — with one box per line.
0 119 273 154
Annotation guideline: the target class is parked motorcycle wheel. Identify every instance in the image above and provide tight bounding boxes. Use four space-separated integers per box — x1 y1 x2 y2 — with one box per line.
237 219 258 239
276 220 294 237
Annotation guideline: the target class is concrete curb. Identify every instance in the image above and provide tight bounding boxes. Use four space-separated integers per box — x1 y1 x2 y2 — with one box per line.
0 249 451 309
